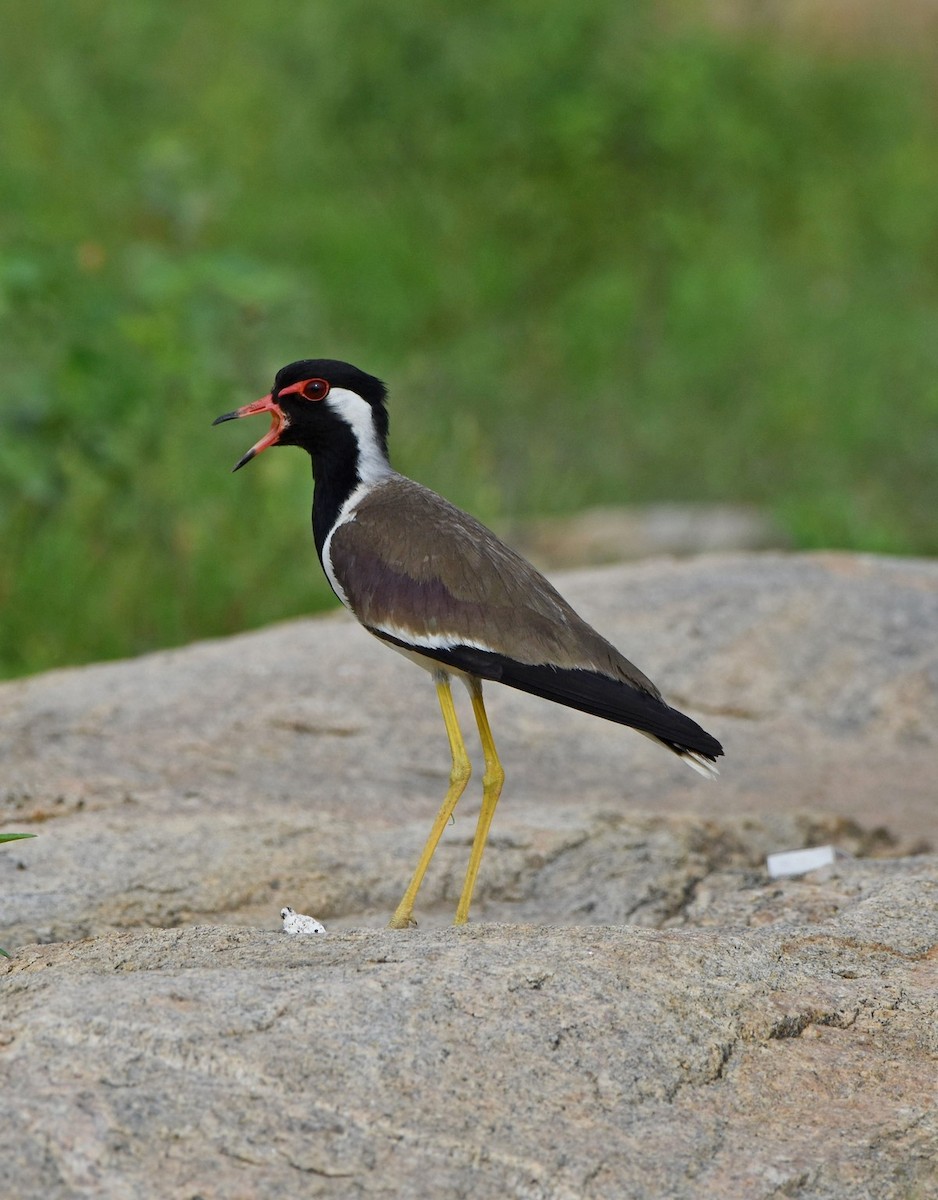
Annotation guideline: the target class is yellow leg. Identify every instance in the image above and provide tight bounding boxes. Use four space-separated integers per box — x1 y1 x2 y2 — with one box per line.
454 680 505 926
388 674 472 929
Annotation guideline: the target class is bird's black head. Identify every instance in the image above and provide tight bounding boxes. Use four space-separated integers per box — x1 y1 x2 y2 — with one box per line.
213 358 389 472
273 359 387 410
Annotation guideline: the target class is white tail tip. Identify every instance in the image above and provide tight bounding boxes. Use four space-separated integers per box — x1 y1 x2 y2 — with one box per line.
680 750 720 780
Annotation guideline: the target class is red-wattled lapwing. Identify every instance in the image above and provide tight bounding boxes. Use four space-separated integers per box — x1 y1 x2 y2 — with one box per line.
214 359 723 927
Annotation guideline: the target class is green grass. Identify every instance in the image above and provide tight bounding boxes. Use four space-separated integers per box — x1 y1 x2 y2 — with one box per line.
1 1 937 678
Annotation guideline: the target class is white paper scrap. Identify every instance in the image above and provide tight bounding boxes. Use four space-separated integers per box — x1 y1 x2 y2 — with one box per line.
280 906 326 936
766 845 837 879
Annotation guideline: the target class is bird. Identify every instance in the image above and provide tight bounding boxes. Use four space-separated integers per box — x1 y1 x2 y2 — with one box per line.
214 359 723 928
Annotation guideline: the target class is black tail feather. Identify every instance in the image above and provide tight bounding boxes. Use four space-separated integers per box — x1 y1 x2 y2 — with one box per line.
489 657 723 763
373 632 724 764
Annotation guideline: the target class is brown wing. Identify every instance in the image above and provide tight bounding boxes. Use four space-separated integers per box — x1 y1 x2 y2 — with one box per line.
327 476 662 697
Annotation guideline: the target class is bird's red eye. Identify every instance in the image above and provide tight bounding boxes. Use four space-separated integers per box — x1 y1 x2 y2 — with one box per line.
301 379 329 401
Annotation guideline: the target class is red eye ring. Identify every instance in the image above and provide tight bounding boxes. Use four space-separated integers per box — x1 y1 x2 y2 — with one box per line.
301 378 330 401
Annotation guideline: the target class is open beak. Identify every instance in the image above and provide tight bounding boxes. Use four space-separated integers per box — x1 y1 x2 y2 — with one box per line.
213 394 288 472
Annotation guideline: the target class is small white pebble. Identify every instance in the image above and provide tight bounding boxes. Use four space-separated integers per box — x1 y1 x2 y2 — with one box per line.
766 846 837 879
280 906 326 936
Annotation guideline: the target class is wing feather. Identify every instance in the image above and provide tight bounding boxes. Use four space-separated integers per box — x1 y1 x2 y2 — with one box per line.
328 476 663 696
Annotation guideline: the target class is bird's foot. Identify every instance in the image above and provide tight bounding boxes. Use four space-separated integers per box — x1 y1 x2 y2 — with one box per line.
387 909 418 930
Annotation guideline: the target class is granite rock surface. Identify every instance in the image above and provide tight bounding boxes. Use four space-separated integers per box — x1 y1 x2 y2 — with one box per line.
2 552 936 1198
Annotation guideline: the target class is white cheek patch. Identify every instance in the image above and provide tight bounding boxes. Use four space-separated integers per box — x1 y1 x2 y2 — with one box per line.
317 387 393 612
325 388 392 485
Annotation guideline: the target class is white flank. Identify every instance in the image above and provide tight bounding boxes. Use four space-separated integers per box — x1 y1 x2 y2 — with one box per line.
372 621 498 655
367 622 500 677
377 639 462 677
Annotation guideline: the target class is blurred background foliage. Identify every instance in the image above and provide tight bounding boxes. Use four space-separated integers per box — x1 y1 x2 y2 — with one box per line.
1 0 937 678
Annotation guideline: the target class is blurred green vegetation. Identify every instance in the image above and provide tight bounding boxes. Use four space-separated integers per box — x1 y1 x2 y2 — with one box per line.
1 1 937 678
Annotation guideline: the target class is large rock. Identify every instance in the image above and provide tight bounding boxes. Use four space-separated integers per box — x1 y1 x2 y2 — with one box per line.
503 502 789 568
3 884 936 1200
1 552 936 1197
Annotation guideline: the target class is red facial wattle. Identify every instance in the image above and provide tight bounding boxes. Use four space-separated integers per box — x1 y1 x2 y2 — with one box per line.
213 378 329 472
